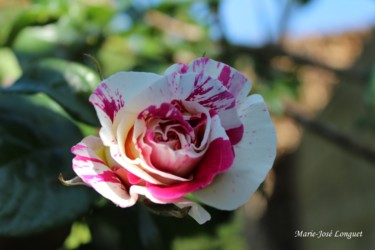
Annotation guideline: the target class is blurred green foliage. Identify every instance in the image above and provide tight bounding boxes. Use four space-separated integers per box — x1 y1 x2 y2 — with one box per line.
0 0 248 249
0 93 95 236
2 0 369 249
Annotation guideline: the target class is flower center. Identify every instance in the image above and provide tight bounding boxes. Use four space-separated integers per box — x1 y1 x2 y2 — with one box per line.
153 130 181 150
134 101 211 177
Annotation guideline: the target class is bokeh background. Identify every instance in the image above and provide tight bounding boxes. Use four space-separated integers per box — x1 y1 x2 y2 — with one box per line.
0 0 375 249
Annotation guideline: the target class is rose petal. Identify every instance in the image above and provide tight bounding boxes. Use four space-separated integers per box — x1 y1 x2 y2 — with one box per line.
146 114 234 199
134 138 194 183
217 108 243 145
72 136 138 208
89 72 161 145
125 73 236 116
112 101 214 185
165 57 251 105
166 58 251 142
174 199 211 224
135 101 210 177
146 137 234 199
164 62 188 74
148 142 203 177
193 94 277 210
128 186 212 224
124 72 243 146
114 108 193 184
125 72 185 112
184 73 236 112
109 144 168 185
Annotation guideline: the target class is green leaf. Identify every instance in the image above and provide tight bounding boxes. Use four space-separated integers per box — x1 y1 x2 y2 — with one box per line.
0 7 24 46
12 25 59 56
0 47 22 86
63 222 92 249
4 6 61 47
0 93 96 236
1 58 100 126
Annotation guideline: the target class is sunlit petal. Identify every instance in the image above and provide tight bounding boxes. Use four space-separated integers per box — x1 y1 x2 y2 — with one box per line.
193 94 277 210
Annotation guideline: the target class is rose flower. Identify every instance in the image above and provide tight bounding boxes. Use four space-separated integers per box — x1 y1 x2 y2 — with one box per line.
68 58 276 224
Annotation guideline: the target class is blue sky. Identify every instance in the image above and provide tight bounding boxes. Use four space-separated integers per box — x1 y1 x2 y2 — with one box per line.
219 0 375 47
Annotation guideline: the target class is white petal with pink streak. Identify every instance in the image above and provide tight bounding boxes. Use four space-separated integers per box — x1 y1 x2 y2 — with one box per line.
193 94 277 210
72 136 138 208
125 73 235 116
89 72 161 146
166 59 247 132
165 57 251 105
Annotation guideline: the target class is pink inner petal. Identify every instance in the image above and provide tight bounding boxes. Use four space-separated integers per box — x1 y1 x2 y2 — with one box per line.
146 137 234 199
149 142 203 177
136 103 208 177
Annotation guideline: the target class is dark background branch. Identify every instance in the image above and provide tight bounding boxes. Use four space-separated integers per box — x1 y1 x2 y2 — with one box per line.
286 107 375 164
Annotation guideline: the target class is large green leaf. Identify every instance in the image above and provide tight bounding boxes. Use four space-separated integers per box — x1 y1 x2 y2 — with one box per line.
1 58 100 126
3 5 61 47
0 93 96 236
0 48 22 86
